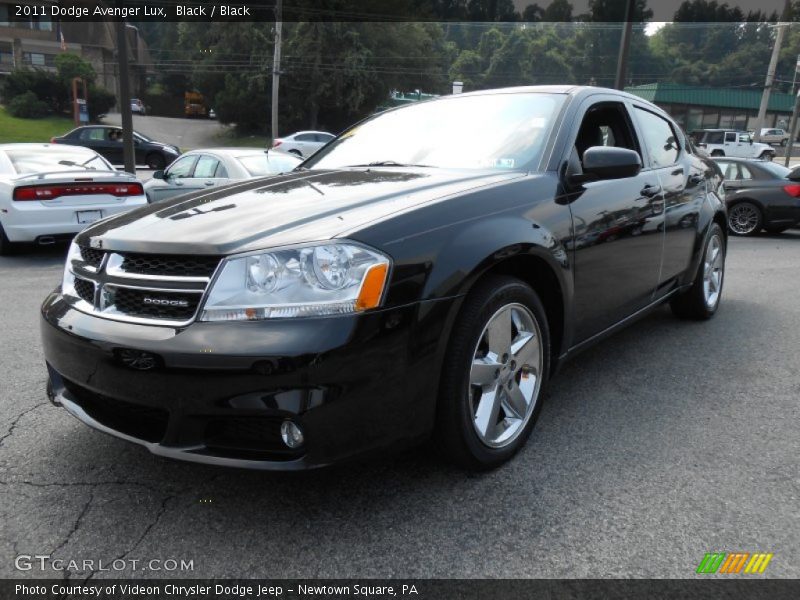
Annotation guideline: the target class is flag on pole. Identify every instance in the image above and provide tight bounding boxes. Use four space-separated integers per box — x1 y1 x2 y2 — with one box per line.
796 53 800 72
59 30 66 51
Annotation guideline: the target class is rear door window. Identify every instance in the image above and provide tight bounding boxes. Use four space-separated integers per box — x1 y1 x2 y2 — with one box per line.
193 155 221 178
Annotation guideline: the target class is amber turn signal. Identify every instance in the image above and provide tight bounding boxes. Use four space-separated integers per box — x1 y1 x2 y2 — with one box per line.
355 263 389 311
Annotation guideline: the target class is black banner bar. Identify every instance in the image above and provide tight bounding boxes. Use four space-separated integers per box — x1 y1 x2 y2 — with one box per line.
3 579 800 600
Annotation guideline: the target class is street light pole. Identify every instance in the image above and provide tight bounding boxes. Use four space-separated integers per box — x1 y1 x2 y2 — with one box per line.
614 0 635 90
115 16 135 175
754 0 792 143
783 89 800 167
271 0 282 142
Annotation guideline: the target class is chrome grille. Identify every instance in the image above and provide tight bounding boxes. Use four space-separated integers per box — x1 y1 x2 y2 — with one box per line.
73 278 95 304
65 250 220 326
79 246 105 269
106 286 201 321
119 254 221 278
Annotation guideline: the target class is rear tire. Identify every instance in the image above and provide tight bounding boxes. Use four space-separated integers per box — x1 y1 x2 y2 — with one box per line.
288 149 302 157
0 223 17 256
780 139 788 147
728 201 762 236
436 275 550 470
670 223 726 320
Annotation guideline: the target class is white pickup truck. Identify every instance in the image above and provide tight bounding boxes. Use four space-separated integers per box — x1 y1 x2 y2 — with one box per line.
693 129 776 161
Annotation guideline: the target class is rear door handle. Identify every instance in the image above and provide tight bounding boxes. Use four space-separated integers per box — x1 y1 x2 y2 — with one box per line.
204 181 215 186
640 184 661 198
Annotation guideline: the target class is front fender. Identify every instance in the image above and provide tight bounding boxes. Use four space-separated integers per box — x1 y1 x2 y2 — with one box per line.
422 215 571 301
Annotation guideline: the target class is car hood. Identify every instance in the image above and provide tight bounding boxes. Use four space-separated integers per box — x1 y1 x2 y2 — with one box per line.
77 168 526 255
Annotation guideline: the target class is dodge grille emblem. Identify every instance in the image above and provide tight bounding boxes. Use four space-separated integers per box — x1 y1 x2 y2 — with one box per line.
143 297 190 307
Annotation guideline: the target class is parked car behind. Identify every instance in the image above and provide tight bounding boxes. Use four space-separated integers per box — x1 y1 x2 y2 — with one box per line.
42 86 728 472
0 144 146 254
130 99 146 115
759 128 789 146
712 156 800 235
692 129 775 161
51 126 181 170
144 148 302 203
272 131 335 157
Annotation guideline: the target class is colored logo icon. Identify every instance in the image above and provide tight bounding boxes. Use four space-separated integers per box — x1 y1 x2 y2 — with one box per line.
696 552 773 574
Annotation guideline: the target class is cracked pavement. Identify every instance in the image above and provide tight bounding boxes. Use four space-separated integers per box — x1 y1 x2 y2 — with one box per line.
1 233 799 579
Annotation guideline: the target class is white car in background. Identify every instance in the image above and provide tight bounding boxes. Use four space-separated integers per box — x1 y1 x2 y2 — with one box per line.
759 128 790 146
271 130 335 157
143 148 302 203
0 144 147 255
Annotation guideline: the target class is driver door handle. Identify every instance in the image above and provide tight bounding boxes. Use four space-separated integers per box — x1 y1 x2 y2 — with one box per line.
640 184 661 198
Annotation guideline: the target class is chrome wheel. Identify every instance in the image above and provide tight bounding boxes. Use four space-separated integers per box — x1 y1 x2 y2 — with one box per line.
703 233 724 309
469 303 543 449
728 203 760 235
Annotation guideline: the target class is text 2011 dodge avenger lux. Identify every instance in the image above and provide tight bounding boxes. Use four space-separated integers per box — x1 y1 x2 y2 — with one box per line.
41 87 726 470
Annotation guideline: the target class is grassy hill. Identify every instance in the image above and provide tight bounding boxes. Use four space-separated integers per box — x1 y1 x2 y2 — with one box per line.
0 106 75 144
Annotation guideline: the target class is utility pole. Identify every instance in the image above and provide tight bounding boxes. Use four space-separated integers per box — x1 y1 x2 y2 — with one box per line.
614 0 635 90
271 0 282 142
784 89 800 167
754 0 792 143
115 16 135 174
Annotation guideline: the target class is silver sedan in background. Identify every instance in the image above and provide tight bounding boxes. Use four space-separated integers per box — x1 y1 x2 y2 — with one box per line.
144 148 302 203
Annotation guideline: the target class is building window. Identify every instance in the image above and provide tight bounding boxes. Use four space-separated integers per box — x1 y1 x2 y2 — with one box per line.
0 42 12 66
22 52 55 67
686 108 703 132
701 111 719 128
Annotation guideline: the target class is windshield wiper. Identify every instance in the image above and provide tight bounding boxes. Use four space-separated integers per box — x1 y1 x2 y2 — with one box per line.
346 161 435 168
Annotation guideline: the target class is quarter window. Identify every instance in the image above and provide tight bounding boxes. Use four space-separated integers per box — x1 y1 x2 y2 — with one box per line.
634 108 679 167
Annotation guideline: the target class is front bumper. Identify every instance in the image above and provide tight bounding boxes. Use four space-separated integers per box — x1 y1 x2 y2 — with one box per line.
42 291 457 470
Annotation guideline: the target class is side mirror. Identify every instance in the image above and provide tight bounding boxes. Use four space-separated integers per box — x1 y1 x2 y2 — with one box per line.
152 170 165 180
573 146 642 184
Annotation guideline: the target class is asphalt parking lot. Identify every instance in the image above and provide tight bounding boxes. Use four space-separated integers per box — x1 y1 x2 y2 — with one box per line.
0 232 798 579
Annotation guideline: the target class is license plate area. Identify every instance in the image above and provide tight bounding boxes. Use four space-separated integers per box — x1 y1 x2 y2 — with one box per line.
76 210 103 224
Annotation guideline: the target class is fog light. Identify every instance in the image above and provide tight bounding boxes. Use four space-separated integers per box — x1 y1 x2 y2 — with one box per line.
280 420 304 449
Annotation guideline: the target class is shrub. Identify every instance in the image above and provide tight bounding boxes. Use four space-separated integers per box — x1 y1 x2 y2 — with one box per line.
87 85 116 120
7 91 50 119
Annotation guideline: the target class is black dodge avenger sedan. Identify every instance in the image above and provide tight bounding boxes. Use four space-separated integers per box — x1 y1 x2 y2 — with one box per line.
41 86 727 470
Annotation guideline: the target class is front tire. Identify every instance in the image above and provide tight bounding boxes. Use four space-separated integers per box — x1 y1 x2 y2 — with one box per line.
760 151 775 161
670 223 726 320
436 276 550 470
728 201 762 236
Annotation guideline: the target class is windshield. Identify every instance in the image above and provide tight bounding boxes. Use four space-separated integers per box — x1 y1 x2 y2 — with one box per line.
6 149 114 174
306 92 565 171
757 161 791 179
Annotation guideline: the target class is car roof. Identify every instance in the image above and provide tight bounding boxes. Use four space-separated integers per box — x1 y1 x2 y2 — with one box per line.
180 148 293 157
287 130 333 136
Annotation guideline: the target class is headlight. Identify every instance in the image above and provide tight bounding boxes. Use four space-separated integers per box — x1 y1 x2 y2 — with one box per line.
200 242 390 321
61 241 82 298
